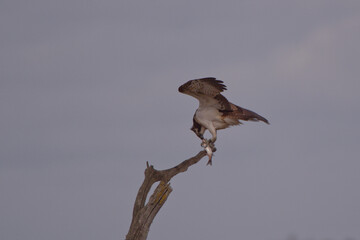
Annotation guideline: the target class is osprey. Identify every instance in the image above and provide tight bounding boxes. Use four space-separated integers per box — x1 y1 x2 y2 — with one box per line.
179 77 269 148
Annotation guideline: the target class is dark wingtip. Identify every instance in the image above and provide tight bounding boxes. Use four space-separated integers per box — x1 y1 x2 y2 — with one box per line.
263 118 270 125
258 116 269 124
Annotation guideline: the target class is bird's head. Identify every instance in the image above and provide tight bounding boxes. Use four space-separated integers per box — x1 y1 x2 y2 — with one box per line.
178 80 191 93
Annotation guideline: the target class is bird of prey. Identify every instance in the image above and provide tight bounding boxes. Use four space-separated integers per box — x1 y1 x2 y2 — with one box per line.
178 77 269 153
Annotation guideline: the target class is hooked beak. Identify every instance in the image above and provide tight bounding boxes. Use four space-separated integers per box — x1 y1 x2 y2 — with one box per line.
178 85 185 93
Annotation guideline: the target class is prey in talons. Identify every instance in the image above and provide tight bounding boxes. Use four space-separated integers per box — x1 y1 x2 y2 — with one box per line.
201 139 216 166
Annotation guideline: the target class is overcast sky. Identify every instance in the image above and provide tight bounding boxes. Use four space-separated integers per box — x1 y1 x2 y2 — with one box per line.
1 1 360 240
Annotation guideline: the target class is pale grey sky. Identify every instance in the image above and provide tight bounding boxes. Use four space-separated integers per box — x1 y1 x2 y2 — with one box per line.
1 1 360 240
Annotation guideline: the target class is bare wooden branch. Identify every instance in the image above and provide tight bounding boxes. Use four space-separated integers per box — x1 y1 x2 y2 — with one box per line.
126 150 207 240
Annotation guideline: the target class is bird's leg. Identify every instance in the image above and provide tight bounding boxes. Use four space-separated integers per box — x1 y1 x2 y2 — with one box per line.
208 136 217 145
198 133 204 140
196 127 206 146
207 126 217 151
197 134 205 148
199 126 206 140
209 141 216 152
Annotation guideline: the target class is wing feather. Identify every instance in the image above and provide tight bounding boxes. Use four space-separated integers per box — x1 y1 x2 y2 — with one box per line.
178 77 231 111
197 77 227 96
223 104 269 124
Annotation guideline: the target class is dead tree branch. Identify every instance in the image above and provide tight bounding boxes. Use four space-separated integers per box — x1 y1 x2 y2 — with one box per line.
126 150 207 240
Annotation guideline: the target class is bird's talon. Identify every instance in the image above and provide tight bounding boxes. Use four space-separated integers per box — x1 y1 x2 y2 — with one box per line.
201 139 207 147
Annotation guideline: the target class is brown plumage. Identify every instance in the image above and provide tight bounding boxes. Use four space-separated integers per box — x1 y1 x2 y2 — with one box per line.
179 77 269 145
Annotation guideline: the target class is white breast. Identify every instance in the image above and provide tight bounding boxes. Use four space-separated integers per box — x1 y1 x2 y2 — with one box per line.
195 107 228 130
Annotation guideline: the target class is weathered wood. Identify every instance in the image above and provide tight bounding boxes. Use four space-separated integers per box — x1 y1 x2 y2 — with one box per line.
126 150 207 240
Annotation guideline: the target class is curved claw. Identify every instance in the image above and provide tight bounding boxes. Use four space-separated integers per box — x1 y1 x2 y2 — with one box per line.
201 139 217 152
201 139 209 147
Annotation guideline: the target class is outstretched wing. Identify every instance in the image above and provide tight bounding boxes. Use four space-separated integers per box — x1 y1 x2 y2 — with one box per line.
222 103 269 124
178 77 232 111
